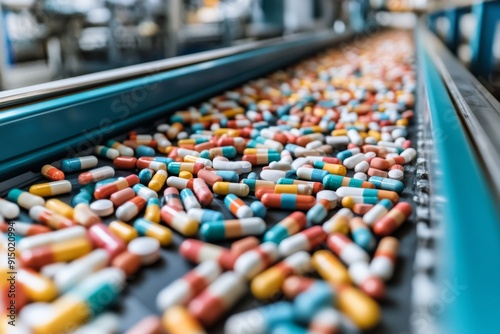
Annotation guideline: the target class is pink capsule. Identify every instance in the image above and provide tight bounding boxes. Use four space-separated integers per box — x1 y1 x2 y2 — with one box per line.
180 239 236 270
88 223 126 259
278 226 326 257
192 178 213 207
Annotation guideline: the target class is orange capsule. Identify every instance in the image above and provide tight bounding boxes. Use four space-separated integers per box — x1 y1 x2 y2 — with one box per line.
373 202 412 236
41 164 65 181
114 156 137 169
261 194 316 211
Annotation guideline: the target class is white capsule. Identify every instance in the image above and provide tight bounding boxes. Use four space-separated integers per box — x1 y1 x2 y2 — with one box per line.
260 169 286 181
326 136 350 147
0 198 20 219
348 261 372 286
401 148 417 163
134 185 158 200
166 176 190 189
306 140 322 150
115 201 140 222
156 260 221 311
354 160 370 173
291 157 309 170
269 161 292 171
343 153 366 169
94 146 120 160
239 161 253 173
364 136 377 145
278 233 308 258
19 226 86 251
381 132 393 142
234 242 278 280
347 129 363 146
177 148 200 158
213 159 243 174
54 249 109 292
309 308 342 334
339 242 370 265
40 263 66 279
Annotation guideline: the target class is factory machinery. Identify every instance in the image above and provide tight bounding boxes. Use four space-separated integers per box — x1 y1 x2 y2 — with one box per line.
1 1 500 333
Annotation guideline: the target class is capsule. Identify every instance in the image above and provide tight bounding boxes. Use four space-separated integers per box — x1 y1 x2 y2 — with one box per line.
192 178 213 206
180 239 236 270
201 146 237 159
53 249 109 292
370 236 399 280
225 303 295 334
20 237 92 269
180 171 193 179
188 271 247 327
108 220 138 243
213 182 250 197
18 268 58 302
29 180 72 197
88 223 126 258
368 176 404 194
115 196 146 222
45 199 73 219
77 166 115 185
234 242 278 280
373 202 412 236
41 164 65 181
95 145 120 160
273 184 312 195
148 170 168 192
0 198 19 219
197 169 223 186
337 285 381 330
263 211 307 244
327 233 369 265
251 251 311 300
276 178 324 194
94 175 140 199
29 268 125 334
144 198 161 223
306 199 331 224
200 217 266 242
224 194 253 219
160 205 199 236
336 147 361 161
114 156 138 169
296 167 329 182
312 249 351 286
136 159 167 171
308 307 341 334
261 193 316 211
278 226 326 257
363 199 394 226
349 217 377 252
241 179 275 192
60 156 98 172
322 208 351 235
111 250 140 276
312 161 347 176
168 162 204 175
29 205 76 229
348 261 386 299
162 306 207 334
19 225 86 251
133 183 159 200
1 220 50 236
294 280 336 324
108 139 135 156
242 153 281 165
180 188 201 211
336 186 399 203
164 187 184 211
133 218 172 246
322 174 375 190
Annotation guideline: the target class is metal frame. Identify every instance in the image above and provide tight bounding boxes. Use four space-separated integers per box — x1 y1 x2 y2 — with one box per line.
0 30 353 181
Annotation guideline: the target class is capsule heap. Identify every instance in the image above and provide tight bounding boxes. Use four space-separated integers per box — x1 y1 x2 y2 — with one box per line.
0 31 416 333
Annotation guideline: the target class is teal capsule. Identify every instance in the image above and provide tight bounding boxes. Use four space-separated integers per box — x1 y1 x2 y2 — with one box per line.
294 281 336 324
200 146 237 159
247 172 258 180
95 178 118 189
187 208 224 223
250 201 267 219
60 156 98 172
284 144 300 155
135 145 155 157
322 174 373 190
306 202 329 224
369 176 404 193
200 217 265 242
285 170 297 179
150 157 174 165
214 171 239 183
263 212 306 244
276 178 295 185
139 168 154 184
80 183 96 194
245 139 260 148
71 191 92 206
336 148 360 161
350 218 377 252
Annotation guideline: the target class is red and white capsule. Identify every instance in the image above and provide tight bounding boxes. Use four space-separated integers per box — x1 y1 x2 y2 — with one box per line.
327 233 369 265
278 226 327 257
234 242 279 280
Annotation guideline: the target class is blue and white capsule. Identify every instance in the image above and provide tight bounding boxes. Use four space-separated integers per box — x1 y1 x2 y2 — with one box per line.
180 189 201 211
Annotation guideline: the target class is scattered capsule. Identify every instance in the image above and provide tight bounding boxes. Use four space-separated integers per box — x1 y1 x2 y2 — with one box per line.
322 208 354 234
0 197 20 219
29 180 72 197
363 199 394 226
370 237 399 280
312 250 351 286
109 187 136 207
29 205 76 229
224 194 253 219
41 164 65 181
251 251 311 300
148 170 168 192
225 301 294 334
78 166 115 185
373 202 412 236
164 187 184 211
45 199 73 219
94 175 140 199
294 280 336 324
188 271 247 327
200 217 266 242
180 239 236 270
250 201 267 218
263 211 306 244
261 193 316 211
349 217 377 252
133 183 158 200
95 145 120 160
114 156 138 169
337 285 381 330
133 218 172 246
116 196 146 222
336 186 399 203
296 167 329 182
278 226 327 257
322 174 375 190
108 140 135 156
180 189 201 211
327 233 369 265
144 198 161 223
108 220 138 243
349 261 386 300
306 199 331 224
18 268 58 302
60 156 98 172
213 182 250 197
160 205 199 236
19 225 86 251
192 178 213 206
162 306 207 334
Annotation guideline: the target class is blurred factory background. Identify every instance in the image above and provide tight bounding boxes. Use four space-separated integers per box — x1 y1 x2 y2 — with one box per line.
0 0 499 92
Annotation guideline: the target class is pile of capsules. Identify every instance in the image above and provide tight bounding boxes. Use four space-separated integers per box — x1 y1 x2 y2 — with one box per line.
0 31 416 334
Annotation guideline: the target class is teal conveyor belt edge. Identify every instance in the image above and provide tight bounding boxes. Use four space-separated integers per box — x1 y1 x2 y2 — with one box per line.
418 24 500 334
0 30 353 181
